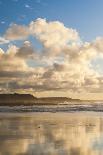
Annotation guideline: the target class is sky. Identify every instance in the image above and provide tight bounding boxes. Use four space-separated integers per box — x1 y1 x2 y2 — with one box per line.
1 0 103 41
0 0 103 99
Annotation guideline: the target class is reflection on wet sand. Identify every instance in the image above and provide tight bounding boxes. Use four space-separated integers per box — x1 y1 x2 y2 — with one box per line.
0 113 103 155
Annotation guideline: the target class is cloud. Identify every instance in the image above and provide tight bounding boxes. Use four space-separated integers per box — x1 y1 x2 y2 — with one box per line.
4 18 79 50
1 18 103 95
1 21 5 24
0 37 9 44
16 41 36 59
25 4 30 8
4 24 29 40
3 18 80 60
25 4 32 9
29 18 79 48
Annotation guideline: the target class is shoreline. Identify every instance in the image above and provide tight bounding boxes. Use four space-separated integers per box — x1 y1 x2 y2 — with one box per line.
0 103 103 112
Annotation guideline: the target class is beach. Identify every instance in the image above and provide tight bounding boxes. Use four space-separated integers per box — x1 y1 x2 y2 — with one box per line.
0 112 103 155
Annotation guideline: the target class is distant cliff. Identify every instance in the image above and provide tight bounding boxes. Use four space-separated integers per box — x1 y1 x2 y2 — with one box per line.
37 97 80 104
0 93 81 106
0 93 37 106
0 93 36 100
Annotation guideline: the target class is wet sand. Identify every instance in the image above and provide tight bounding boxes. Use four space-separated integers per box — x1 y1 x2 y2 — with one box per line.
0 112 103 155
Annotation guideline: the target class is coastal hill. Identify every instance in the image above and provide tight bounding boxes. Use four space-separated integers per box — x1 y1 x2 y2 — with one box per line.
0 93 81 106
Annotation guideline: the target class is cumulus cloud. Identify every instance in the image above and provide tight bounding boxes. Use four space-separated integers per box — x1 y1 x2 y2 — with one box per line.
1 18 103 95
4 24 29 40
16 41 36 59
29 18 79 47
4 18 79 42
0 37 9 44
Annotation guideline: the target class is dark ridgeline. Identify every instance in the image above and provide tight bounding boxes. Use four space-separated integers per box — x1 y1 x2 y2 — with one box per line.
0 93 37 106
0 93 36 100
0 93 81 106
38 97 80 104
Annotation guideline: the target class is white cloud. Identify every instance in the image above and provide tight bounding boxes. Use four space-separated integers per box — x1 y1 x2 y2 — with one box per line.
25 4 32 9
25 4 30 8
1 21 5 24
1 18 103 94
0 37 9 44
4 24 29 40
29 18 79 48
4 18 79 45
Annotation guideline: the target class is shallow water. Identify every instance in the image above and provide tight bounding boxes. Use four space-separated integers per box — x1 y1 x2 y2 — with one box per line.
0 112 103 155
